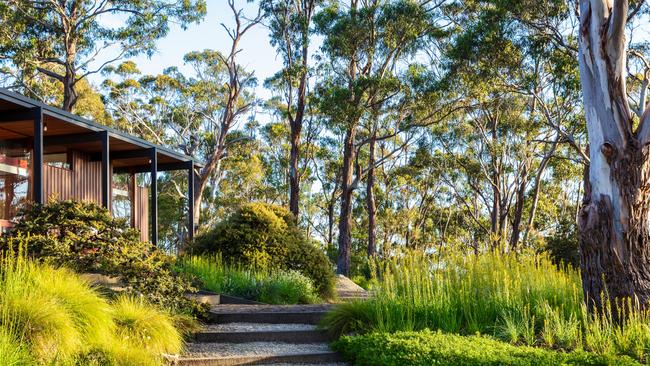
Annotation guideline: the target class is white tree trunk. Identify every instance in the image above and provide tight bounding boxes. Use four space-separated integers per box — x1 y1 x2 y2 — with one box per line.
578 0 650 313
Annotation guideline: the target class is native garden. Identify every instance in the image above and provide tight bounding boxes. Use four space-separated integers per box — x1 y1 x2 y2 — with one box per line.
1 1 650 365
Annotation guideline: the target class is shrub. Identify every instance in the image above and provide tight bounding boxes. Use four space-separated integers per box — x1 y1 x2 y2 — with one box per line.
177 255 320 304
543 216 580 268
191 203 335 298
333 330 640 366
1 200 201 314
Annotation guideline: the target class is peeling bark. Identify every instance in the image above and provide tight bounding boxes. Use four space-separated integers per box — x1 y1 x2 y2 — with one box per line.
578 0 650 313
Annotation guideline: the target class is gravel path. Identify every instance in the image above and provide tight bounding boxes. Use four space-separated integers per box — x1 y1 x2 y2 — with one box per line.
260 362 348 366
184 342 332 358
202 322 317 332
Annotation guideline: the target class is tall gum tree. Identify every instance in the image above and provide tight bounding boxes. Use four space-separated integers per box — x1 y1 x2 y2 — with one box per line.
262 0 321 219
577 0 650 312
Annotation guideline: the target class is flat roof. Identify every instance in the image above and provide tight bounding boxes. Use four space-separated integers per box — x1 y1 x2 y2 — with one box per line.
0 88 202 170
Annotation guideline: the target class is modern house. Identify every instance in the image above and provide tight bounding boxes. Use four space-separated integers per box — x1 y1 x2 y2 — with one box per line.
0 89 199 245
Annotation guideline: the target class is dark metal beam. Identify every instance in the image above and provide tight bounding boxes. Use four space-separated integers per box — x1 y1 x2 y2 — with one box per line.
100 131 110 208
44 132 102 146
187 160 195 241
90 149 152 162
0 109 37 122
113 162 192 174
32 107 43 204
150 147 158 246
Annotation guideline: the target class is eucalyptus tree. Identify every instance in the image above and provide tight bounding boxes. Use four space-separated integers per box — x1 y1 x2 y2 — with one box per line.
0 0 206 111
262 0 323 218
576 0 650 312
315 0 436 275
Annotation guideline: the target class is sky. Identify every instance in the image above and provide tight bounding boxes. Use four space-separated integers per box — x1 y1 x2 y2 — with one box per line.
92 1 283 101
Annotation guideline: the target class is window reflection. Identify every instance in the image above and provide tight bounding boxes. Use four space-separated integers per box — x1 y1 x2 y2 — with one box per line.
0 143 30 228
112 174 132 223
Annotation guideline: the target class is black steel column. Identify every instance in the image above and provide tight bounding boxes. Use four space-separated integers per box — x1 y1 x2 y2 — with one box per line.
149 148 158 246
187 160 195 241
100 131 110 208
32 107 43 204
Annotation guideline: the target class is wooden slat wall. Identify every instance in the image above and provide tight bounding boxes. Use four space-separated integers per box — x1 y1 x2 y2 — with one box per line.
44 151 103 203
43 151 150 242
134 185 148 242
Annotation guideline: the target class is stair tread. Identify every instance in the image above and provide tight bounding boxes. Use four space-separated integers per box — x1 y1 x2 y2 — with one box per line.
183 342 333 358
203 323 317 333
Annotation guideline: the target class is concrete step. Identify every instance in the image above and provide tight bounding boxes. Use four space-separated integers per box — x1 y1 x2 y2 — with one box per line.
208 305 333 325
174 342 343 365
194 329 330 343
209 311 327 325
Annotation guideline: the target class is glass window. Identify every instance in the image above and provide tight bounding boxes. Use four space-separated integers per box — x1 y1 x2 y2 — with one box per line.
112 174 132 223
44 153 71 170
0 143 31 225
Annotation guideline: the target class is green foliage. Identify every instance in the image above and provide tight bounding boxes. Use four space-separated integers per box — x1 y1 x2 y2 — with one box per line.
177 255 320 304
192 202 335 298
0 327 32 366
1 200 201 314
333 330 640 366
323 251 650 363
324 250 581 336
543 216 580 268
0 243 183 365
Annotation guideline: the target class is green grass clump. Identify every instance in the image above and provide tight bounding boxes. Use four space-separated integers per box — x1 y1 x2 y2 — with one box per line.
112 296 183 356
324 251 581 336
0 241 186 365
333 330 641 366
177 255 320 304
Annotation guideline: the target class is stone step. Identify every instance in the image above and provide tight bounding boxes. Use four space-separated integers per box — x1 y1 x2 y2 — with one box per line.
173 342 343 365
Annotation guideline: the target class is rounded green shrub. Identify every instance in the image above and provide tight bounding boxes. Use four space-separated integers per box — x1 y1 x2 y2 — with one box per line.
192 203 335 298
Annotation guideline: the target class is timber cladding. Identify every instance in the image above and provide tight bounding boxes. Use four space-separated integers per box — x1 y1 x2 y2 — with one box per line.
43 150 149 242
44 151 100 202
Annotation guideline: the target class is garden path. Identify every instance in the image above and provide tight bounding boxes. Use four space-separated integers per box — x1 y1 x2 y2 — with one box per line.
170 276 368 365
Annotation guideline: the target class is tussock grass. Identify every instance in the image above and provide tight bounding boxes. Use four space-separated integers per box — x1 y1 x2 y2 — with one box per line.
177 254 320 304
112 296 183 356
0 238 185 365
323 250 650 363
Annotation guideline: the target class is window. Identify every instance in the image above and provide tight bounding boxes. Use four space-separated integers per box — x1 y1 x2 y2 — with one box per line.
112 174 132 223
44 153 71 169
0 144 30 222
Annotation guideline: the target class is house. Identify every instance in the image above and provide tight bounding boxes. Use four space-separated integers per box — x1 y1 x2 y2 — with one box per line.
0 89 199 245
